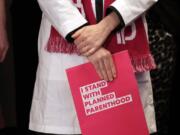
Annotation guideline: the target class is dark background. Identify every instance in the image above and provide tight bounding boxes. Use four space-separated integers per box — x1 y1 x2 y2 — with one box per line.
10 0 41 134
1 0 179 134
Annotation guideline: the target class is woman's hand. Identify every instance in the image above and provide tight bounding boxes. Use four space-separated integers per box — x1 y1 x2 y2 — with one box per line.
87 47 116 81
72 23 111 56
72 12 120 56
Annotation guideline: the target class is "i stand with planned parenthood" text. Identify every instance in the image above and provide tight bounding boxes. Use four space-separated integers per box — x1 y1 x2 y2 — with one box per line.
80 80 133 116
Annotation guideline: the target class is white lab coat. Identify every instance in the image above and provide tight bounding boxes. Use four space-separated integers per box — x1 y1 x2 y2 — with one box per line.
29 0 157 134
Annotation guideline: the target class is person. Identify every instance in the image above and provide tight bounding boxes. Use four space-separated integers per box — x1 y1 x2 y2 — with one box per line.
0 0 9 63
29 0 158 135
0 0 8 128
0 0 16 133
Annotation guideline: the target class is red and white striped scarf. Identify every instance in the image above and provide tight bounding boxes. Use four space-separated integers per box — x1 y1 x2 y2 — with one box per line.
46 0 156 72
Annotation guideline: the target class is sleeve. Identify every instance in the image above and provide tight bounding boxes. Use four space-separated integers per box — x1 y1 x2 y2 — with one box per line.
107 0 158 26
37 0 88 38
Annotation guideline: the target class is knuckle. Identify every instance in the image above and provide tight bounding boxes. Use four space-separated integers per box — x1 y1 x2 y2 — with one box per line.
106 51 111 56
103 53 109 59
96 55 102 60
92 59 98 65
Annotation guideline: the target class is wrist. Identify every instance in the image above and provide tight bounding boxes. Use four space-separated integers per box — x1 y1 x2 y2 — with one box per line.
99 12 120 33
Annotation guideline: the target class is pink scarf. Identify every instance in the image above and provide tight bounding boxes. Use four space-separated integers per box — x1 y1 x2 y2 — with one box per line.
45 0 156 72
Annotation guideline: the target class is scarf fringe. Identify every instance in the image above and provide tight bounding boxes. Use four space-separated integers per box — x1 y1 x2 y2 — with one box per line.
131 54 156 72
45 35 79 54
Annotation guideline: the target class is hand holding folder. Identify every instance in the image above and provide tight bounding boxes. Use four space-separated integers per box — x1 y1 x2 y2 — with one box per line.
66 50 149 135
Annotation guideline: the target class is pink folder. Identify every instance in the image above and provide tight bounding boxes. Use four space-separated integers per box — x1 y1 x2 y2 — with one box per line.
66 51 149 135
